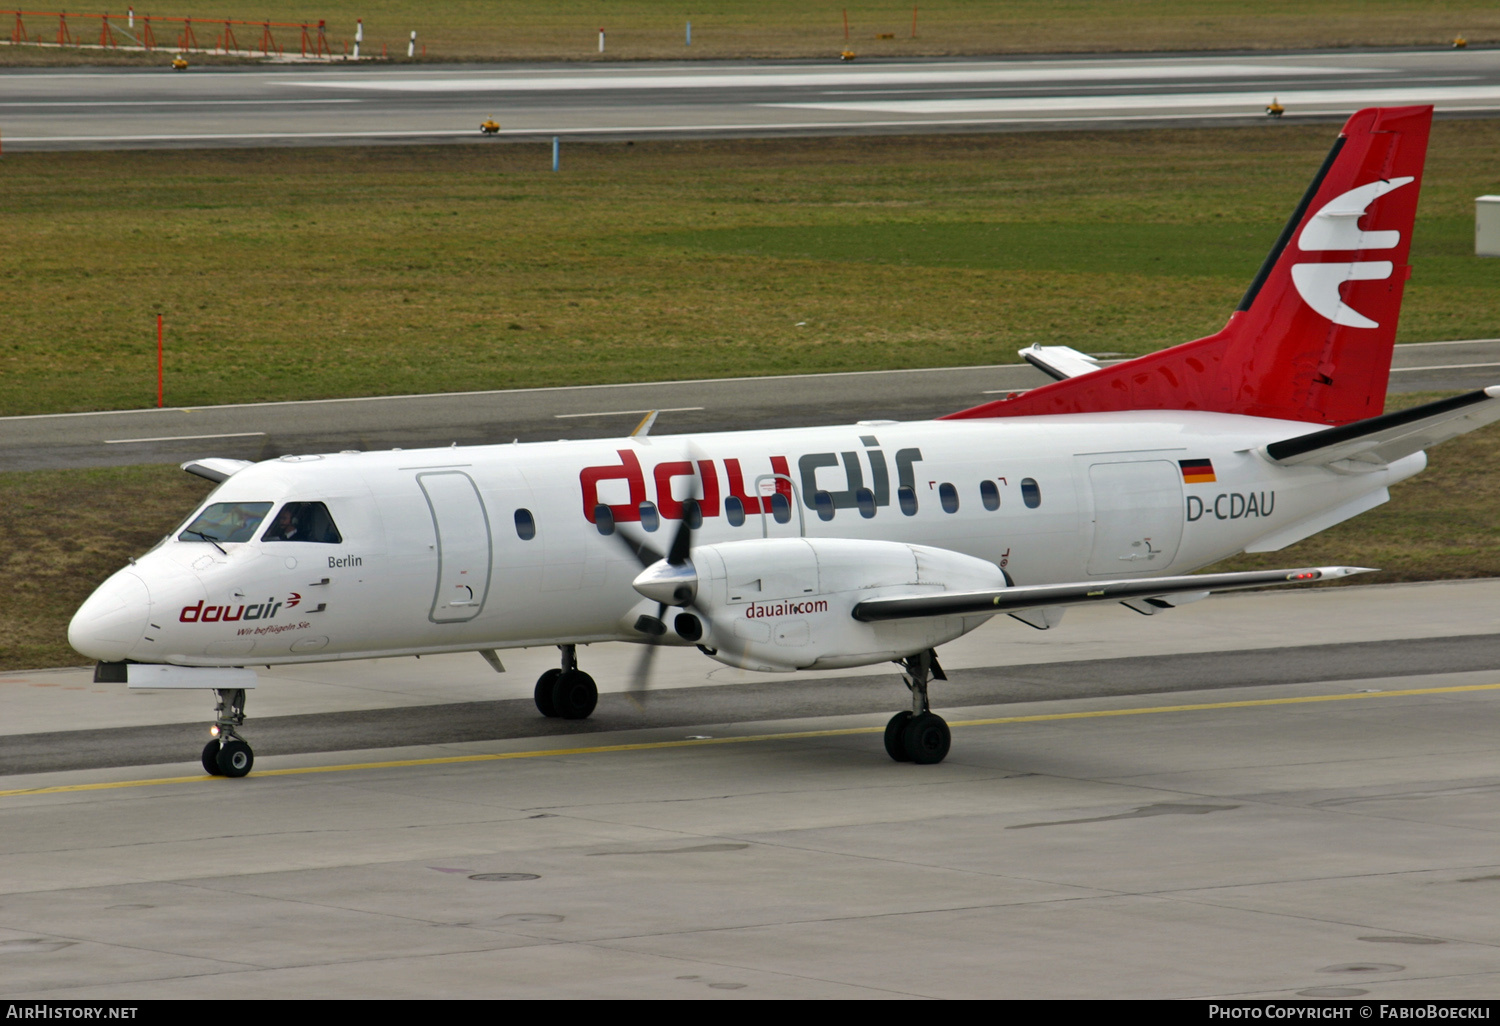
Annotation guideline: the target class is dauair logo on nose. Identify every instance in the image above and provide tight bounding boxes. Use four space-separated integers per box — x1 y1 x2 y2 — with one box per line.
1291 177 1413 329
180 593 300 624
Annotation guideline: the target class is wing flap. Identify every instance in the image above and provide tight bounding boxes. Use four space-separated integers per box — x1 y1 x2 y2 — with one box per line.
851 566 1373 622
1263 386 1500 469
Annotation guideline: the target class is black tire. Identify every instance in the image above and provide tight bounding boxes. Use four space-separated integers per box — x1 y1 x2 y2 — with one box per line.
202 740 224 776
551 669 598 720
534 668 561 717
903 713 951 765
216 740 254 778
884 711 913 762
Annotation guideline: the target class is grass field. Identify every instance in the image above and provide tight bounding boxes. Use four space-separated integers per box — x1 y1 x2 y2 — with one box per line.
8 388 1500 670
7 118 1500 670
1 1 1497 64
5 122 1500 417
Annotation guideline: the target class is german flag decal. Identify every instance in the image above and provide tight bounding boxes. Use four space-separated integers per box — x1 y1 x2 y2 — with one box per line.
1180 459 1217 484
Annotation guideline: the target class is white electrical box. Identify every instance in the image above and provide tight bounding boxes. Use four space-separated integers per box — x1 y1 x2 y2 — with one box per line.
1477 195 1500 257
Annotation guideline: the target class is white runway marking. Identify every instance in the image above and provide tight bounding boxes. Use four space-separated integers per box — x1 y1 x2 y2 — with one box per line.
773 84 1500 115
281 63 1368 94
1391 362 1500 373
103 431 266 444
0 99 359 108
555 406 704 419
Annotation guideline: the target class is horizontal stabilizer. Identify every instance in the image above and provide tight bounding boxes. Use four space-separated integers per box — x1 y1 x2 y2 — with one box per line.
1019 345 1103 381
1263 386 1500 470
852 566 1373 622
181 458 254 483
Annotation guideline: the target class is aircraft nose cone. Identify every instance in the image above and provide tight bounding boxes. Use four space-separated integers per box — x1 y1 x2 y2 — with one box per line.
69 571 150 662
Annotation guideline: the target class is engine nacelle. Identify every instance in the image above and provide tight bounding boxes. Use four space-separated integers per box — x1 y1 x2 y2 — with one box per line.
685 537 1007 672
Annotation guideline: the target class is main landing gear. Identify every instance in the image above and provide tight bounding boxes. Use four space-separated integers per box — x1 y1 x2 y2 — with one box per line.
533 644 598 720
201 688 254 778
884 650 951 765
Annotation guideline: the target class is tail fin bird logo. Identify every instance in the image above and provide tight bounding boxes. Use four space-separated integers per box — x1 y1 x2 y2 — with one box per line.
1291 177 1414 328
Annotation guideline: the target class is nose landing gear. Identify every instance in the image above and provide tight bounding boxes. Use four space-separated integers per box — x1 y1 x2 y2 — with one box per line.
201 688 254 778
884 650 951 765
533 644 598 720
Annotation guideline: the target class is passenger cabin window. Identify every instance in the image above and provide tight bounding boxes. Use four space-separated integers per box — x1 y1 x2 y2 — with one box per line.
770 492 792 524
685 501 704 529
813 490 835 522
594 504 615 535
514 508 536 541
639 501 660 532
939 483 959 514
1021 478 1042 509
856 487 877 519
980 480 1001 511
898 486 918 516
261 501 343 544
725 496 746 527
180 502 272 545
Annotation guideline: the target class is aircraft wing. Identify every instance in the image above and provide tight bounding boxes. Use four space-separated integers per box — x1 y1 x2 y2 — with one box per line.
1262 386 1500 470
851 565 1373 622
1019 344 1103 381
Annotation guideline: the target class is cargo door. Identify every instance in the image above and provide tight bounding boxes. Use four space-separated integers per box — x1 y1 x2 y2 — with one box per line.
1086 461 1183 575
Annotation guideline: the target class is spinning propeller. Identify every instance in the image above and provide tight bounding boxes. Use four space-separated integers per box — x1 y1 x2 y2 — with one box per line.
614 494 708 704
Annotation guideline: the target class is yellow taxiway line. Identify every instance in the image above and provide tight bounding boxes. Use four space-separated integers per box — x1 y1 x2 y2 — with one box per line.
5 681 1498 799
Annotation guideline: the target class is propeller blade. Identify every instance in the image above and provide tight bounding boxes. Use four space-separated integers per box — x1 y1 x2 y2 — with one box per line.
667 498 697 566
627 602 669 706
612 528 664 569
628 454 710 705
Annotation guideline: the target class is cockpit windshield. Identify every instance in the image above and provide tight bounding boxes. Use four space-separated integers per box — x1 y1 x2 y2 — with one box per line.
261 501 343 544
178 502 272 545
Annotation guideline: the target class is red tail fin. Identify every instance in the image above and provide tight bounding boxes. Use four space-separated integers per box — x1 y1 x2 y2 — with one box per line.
943 105 1433 427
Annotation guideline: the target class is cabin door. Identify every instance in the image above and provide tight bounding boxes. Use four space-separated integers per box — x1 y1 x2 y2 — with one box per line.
417 471 493 623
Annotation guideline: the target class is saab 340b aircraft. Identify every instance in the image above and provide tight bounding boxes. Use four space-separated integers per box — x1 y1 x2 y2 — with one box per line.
70 105 1500 777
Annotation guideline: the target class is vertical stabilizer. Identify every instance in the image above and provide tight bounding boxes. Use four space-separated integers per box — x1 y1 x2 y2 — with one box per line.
944 105 1433 426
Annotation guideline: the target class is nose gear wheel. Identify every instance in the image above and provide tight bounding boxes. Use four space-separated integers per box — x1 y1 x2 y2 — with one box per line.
533 645 597 719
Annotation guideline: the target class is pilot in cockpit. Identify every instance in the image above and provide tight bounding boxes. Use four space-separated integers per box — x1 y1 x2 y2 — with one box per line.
264 506 302 541
261 501 342 544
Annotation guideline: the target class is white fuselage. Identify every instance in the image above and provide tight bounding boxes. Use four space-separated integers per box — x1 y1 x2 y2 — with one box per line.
69 410 1424 669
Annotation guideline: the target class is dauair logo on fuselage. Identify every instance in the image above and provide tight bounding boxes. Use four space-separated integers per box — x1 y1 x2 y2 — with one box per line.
180 592 301 624
1291 177 1413 329
745 600 830 618
578 438 925 524
1187 493 1275 522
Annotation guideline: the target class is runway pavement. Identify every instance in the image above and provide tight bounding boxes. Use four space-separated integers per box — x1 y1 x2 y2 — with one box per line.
3 338 1498 473
5 579 1500 997
4 48 1500 150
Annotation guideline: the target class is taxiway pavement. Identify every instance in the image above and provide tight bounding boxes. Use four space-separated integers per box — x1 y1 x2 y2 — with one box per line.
4 578 1500 997
4 338 1498 473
